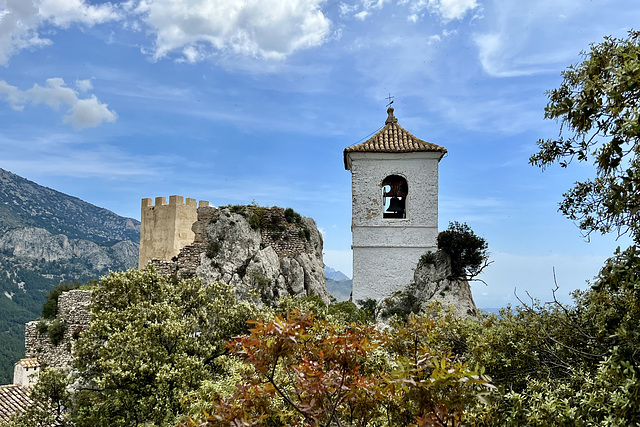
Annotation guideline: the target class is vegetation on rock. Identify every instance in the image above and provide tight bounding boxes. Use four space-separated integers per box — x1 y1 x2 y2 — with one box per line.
437 222 489 280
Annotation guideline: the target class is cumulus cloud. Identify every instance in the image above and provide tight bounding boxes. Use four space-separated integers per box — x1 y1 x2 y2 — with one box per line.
0 78 117 129
131 0 332 61
0 0 120 65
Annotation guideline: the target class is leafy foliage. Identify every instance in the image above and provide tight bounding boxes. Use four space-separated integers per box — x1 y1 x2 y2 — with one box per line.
47 318 66 346
41 282 83 319
183 310 490 427
71 267 259 426
437 222 489 279
5 367 73 427
284 207 302 224
530 30 640 243
464 246 640 425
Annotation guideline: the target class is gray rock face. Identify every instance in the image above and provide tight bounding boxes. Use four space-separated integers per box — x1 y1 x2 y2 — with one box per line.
410 251 477 317
159 205 331 305
0 227 139 271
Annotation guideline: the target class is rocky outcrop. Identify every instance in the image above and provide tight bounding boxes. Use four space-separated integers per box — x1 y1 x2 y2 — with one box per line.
382 250 477 318
410 251 477 317
150 205 331 305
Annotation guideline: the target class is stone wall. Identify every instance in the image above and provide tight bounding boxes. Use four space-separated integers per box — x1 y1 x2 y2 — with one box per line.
24 290 92 369
139 196 209 269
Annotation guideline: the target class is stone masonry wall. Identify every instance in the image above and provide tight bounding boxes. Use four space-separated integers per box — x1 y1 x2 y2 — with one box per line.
24 290 92 369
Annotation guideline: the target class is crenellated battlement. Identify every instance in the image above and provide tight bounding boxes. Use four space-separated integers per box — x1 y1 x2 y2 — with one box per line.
138 195 209 269
141 195 210 209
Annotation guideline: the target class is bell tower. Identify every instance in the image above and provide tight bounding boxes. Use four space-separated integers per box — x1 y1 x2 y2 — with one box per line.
344 107 447 302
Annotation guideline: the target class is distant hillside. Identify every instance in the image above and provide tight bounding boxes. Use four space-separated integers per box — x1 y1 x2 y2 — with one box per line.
0 168 140 384
324 267 352 302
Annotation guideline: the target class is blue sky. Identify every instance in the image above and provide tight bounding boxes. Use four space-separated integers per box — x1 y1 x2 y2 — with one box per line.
0 0 638 308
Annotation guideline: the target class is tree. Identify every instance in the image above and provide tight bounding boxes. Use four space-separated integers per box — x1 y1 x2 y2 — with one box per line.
4 367 72 427
437 222 489 280
183 310 490 427
530 30 640 242
71 267 259 426
464 247 640 425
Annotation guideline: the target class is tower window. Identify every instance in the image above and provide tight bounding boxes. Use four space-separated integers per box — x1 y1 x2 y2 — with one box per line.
382 175 408 219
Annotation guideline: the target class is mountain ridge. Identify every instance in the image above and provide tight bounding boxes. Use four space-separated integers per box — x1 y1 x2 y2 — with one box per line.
0 168 140 384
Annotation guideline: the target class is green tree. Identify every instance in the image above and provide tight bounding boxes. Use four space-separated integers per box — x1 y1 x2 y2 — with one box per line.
437 222 489 279
530 30 640 242
464 247 640 425
4 367 72 427
71 267 259 426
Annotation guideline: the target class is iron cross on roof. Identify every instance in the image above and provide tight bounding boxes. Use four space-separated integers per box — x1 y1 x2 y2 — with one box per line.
385 93 394 107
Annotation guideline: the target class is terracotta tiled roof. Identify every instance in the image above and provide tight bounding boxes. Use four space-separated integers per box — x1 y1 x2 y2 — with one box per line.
17 358 40 369
0 384 32 422
344 108 446 168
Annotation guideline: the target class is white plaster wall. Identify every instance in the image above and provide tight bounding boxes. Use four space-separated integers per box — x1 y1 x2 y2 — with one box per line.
352 226 438 247
351 246 436 302
346 151 441 301
13 364 38 386
348 152 440 227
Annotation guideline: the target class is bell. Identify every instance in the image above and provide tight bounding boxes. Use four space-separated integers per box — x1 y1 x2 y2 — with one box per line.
386 196 405 213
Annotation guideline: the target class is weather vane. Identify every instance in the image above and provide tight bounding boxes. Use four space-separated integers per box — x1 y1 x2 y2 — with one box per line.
385 93 394 107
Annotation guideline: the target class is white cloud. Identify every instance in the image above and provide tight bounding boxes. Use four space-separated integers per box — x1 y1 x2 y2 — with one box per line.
0 0 120 65
75 79 93 92
400 0 478 21
64 95 117 129
0 78 117 129
437 0 477 21
37 0 120 27
470 0 638 78
131 0 331 62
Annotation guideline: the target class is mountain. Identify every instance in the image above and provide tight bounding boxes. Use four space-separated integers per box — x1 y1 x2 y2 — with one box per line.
324 266 350 282
0 168 140 384
324 267 352 302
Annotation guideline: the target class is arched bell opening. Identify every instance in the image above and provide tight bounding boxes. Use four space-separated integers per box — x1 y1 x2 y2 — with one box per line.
382 175 408 219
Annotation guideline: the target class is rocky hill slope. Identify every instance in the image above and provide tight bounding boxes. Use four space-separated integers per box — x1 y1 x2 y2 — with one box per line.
150 204 331 305
0 168 139 384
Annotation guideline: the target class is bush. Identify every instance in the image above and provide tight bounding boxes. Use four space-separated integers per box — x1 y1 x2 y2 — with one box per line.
42 282 84 319
284 207 302 224
437 221 488 279
47 319 66 346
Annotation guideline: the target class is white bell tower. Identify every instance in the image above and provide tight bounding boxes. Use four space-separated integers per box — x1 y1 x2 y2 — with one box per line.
344 107 447 302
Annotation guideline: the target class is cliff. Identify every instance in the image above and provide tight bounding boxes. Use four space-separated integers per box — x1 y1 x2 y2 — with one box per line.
150 205 331 305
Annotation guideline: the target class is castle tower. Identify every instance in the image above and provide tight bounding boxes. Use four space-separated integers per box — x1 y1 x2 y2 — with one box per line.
138 195 209 269
343 107 447 302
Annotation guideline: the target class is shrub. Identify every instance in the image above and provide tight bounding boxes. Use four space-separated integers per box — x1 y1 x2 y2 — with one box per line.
36 319 48 335
284 207 302 224
42 282 83 319
437 221 488 279
48 319 66 346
